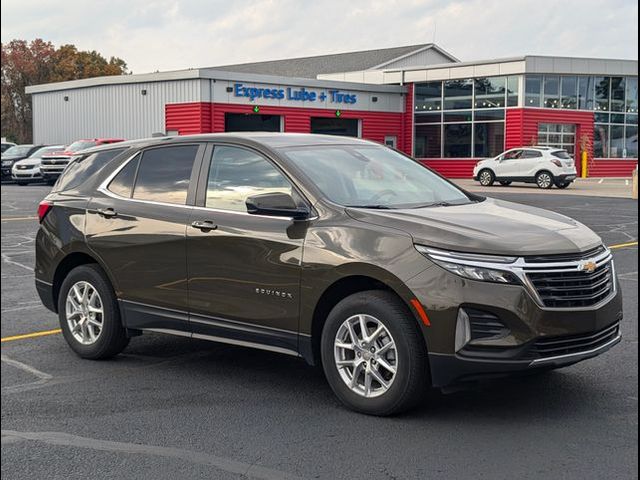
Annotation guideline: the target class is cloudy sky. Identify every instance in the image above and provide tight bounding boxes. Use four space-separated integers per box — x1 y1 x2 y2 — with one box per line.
1 0 638 74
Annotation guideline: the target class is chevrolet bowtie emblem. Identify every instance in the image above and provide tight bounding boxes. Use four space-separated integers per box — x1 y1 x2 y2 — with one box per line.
578 260 597 273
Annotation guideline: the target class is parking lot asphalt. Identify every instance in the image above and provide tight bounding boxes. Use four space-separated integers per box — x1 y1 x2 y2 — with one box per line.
1 183 638 480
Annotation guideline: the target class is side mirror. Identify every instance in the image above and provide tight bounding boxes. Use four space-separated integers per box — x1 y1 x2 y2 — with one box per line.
246 192 310 220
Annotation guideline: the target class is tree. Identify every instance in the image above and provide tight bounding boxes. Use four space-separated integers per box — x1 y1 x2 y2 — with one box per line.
1 39 128 143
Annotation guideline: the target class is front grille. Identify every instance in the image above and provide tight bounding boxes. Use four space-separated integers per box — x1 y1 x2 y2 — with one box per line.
526 260 614 308
530 322 620 359
524 245 606 264
16 165 34 170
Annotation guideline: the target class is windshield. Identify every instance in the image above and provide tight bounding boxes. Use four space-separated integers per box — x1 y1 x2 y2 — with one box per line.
280 145 473 208
67 141 97 152
29 146 64 158
2 145 33 157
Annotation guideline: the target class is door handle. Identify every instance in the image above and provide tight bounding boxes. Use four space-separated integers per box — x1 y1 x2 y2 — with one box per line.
96 208 117 218
191 220 218 231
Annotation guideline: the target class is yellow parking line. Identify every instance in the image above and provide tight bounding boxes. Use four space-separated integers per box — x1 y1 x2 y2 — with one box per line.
0 216 38 222
609 241 638 250
1 328 61 343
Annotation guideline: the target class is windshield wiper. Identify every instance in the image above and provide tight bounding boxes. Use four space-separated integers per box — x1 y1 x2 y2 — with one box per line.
411 201 467 208
346 204 394 209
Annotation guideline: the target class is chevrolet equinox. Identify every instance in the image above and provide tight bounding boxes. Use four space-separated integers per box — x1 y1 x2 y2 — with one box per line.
35 133 623 415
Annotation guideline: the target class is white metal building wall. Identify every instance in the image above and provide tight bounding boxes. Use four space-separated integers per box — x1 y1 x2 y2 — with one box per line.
32 79 205 144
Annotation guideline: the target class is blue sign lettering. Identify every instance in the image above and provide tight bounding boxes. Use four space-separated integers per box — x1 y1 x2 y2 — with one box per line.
232 83 357 105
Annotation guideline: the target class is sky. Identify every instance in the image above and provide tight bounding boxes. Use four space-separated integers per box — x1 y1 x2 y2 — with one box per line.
1 0 638 74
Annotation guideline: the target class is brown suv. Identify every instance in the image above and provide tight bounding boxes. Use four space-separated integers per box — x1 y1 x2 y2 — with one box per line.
35 133 622 415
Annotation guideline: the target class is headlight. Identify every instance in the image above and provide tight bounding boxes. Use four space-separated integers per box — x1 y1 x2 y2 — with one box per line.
415 245 521 284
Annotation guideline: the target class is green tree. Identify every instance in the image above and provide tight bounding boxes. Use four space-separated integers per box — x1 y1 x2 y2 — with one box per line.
1 39 128 143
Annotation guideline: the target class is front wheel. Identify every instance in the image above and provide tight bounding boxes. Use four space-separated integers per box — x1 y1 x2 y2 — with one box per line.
478 169 495 186
535 171 554 189
321 291 429 416
58 264 129 359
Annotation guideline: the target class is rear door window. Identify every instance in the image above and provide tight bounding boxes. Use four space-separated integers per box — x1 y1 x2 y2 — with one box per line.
55 148 128 191
523 150 543 158
132 145 199 205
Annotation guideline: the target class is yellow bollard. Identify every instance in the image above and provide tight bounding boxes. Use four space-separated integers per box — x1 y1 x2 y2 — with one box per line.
632 167 638 200
581 151 588 178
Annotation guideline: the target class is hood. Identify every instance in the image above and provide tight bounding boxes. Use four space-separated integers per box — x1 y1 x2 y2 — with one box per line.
346 198 602 256
14 158 41 166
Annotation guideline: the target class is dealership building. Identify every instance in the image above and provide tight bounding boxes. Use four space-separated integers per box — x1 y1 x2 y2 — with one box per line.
26 44 638 177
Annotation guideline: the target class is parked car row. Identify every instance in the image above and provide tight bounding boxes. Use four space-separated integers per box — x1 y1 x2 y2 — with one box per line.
1 138 125 185
473 146 577 189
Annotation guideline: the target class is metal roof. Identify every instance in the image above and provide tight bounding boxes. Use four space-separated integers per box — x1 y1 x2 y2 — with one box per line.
208 44 458 78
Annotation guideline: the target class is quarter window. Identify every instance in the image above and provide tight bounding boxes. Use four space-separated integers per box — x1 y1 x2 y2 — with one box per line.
206 146 292 212
108 154 140 198
132 145 199 205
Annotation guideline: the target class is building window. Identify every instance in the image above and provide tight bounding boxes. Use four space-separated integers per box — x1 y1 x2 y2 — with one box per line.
443 79 473 110
414 124 441 158
443 124 472 157
578 76 594 110
609 125 625 158
507 76 519 107
626 77 638 113
543 76 560 108
474 109 505 121
626 126 638 158
474 77 506 108
474 122 505 157
525 75 542 107
594 77 611 111
560 76 578 109
538 123 576 155
414 82 442 111
610 77 626 112
594 124 609 157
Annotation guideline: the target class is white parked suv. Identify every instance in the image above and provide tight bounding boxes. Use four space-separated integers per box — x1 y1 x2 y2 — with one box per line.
473 146 578 189
11 145 66 185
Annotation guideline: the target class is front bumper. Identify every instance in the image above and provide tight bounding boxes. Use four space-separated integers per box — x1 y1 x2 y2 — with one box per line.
406 263 624 388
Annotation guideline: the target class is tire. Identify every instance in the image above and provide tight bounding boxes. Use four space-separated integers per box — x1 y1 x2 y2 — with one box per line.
478 169 495 186
556 182 571 189
58 264 129 359
320 290 429 416
499 181 512 186
535 171 554 189
16 182 28 186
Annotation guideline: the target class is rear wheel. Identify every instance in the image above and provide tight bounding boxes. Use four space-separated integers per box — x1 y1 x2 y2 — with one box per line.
478 169 495 186
535 171 554 189
321 291 429 416
499 181 512 186
58 264 129 359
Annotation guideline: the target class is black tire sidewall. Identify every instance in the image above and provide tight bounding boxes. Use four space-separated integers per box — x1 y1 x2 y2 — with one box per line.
58 264 128 359
320 291 427 415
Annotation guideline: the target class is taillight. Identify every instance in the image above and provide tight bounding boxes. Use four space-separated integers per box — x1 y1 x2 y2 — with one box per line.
37 200 53 223
551 159 562 168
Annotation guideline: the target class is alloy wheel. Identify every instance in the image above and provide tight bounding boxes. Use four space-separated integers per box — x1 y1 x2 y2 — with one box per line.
65 281 104 345
537 172 553 189
479 171 493 186
333 314 398 398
